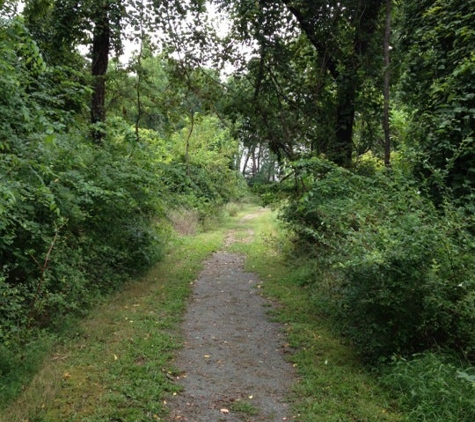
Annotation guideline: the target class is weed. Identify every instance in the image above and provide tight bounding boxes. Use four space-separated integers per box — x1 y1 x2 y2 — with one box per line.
224 201 241 217
168 207 200 236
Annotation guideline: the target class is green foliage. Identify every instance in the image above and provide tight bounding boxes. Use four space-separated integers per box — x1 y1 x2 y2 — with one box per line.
0 20 167 347
163 114 247 218
107 56 180 138
219 0 387 167
341 202 475 360
280 157 367 249
0 124 167 342
0 13 249 356
0 16 245 353
280 158 475 361
0 17 246 409
381 353 475 422
399 0 475 201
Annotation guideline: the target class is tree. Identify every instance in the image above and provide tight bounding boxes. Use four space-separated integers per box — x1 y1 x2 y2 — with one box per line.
282 0 385 166
0 0 21 16
90 1 112 141
22 0 124 140
214 0 386 168
22 0 209 142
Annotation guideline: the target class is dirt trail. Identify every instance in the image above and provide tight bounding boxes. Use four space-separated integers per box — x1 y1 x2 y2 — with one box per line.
167 211 295 421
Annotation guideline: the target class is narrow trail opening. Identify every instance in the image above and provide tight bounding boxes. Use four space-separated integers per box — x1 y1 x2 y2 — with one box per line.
167 211 295 421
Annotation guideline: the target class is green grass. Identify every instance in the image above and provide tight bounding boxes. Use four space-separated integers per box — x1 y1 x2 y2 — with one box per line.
0 333 57 411
229 208 405 421
380 352 475 422
0 229 224 422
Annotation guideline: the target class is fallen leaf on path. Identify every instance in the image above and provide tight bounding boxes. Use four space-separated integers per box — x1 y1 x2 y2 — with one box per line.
220 408 230 414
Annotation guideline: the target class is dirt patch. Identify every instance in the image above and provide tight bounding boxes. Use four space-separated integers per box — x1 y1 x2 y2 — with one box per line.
166 213 296 421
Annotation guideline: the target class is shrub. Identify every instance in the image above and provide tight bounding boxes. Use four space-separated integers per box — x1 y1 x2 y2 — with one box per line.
0 121 167 344
224 202 241 217
280 157 475 361
339 195 475 360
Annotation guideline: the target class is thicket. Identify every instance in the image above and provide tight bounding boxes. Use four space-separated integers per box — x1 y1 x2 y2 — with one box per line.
0 16 246 406
280 157 475 360
276 157 475 420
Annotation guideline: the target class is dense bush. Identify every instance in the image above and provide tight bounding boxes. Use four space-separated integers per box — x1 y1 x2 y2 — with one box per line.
163 114 247 221
0 20 165 345
280 158 475 362
399 0 475 202
0 124 167 344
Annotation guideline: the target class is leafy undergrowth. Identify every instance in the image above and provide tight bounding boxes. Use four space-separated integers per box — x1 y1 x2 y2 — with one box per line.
0 228 225 422
229 208 405 421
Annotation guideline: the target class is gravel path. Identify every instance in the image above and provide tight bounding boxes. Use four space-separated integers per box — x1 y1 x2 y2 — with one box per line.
167 213 296 421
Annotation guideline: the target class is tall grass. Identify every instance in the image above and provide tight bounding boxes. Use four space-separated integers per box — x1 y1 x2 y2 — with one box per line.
380 353 475 422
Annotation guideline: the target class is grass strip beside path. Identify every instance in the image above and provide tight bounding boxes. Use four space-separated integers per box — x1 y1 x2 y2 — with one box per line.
1 229 224 422
229 208 405 421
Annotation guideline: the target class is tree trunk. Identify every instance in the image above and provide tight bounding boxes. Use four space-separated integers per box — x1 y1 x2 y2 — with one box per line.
91 2 110 143
242 148 251 176
185 113 194 176
282 0 384 168
383 0 392 167
251 146 257 177
333 71 358 167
